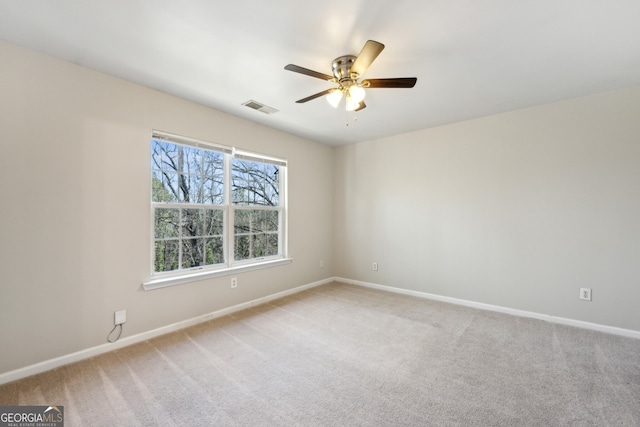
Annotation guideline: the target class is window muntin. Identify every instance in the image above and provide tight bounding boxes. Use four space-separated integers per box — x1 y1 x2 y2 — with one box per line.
151 132 286 277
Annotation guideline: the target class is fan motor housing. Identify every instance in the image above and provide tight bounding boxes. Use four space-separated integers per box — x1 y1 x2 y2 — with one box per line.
332 55 357 82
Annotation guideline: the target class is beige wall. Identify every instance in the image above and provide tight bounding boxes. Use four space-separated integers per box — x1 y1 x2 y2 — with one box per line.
0 42 334 374
334 86 640 331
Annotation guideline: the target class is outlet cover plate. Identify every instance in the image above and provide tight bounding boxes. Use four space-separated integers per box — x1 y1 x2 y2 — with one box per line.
580 288 592 301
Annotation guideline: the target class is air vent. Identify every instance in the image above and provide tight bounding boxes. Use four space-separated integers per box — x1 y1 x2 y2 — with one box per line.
242 100 278 115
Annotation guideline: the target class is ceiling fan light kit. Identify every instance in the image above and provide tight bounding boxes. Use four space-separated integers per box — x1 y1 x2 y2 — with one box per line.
285 40 417 112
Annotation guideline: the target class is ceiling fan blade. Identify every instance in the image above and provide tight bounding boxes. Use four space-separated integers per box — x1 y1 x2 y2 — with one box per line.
351 40 385 77
354 101 366 112
363 77 417 88
285 64 334 81
296 89 333 103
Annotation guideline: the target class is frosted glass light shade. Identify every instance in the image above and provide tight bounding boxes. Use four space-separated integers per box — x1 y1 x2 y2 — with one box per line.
345 95 359 111
326 90 343 108
348 85 366 103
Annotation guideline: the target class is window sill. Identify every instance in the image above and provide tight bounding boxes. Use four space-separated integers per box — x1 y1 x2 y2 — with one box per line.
142 258 293 291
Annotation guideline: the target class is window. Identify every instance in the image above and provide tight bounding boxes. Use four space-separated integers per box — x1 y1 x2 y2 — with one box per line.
148 131 287 288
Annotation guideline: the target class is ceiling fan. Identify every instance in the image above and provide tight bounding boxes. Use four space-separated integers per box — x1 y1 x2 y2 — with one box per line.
284 40 417 112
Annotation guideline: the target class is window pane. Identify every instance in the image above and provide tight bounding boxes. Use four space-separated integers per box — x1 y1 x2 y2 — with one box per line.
155 208 179 239
181 208 202 237
251 234 267 257
154 240 179 272
252 210 266 233
235 235 251 260
232 159 279 206
264 210 279 232
234 210 251 234
203 150 224 170
203 151 224 205
203 175 224 205
151 140 179 172
254 210 279 233
182 238 204 269
204 237 224 265
181 173 203 204
152 171 179 203
179 147 204 204
266 234 279 256
203 209 224 236
181 145 202 176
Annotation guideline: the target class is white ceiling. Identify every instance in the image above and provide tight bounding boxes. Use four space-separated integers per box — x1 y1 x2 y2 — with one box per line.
2 1 640 146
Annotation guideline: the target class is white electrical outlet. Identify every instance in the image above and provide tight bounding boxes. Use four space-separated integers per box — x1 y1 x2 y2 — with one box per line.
372 262 378 271
580 288 592 301
231 277 238 288
115 310 127 325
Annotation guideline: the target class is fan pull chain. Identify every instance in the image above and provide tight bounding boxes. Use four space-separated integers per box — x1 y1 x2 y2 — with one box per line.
345 111 358 127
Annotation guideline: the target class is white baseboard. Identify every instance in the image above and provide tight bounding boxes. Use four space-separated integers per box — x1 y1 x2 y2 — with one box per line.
0 277 332 386
335 277 640 340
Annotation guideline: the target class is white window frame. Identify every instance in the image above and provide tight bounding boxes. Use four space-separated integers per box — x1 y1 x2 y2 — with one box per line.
143 131 291 290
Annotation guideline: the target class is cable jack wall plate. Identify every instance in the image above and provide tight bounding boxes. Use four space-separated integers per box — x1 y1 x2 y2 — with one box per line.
115 310 127 325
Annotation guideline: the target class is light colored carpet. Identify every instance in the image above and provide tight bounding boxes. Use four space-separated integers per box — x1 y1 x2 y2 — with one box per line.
1 282 639 426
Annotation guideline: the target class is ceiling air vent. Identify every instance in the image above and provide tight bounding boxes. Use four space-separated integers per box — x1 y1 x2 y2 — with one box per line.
242 100 278 115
